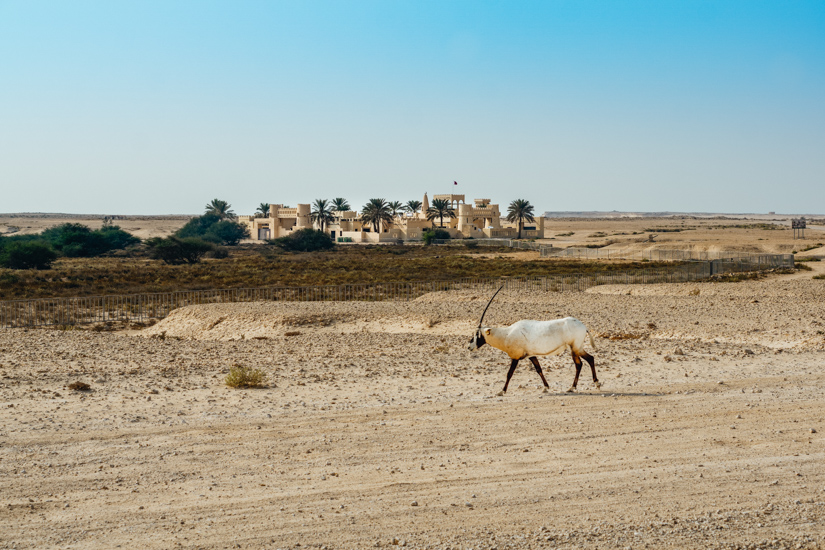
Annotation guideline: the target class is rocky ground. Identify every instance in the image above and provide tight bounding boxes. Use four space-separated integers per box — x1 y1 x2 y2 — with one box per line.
2 268 825 549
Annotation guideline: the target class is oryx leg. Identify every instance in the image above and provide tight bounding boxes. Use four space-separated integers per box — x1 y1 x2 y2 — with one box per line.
500 358 520 395
528 356 550 391
581 351 600 390
568 351 583 393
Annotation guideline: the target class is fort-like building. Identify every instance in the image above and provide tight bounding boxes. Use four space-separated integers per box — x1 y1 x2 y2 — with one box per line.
239 193 545 243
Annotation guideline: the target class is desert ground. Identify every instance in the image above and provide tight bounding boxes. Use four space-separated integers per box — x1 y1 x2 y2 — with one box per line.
2 253 825 549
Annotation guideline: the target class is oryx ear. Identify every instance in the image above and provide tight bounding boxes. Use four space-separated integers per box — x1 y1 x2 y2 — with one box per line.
484 328 491 336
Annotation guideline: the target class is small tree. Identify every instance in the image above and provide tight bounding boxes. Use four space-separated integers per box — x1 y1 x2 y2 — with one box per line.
331 198 351 212
97 225 140 250
256 203 271 218
175 213 249 245
426 198 456 228
146 237 215 264
422 228 450 245
0 241 58 270
404 200 422 215
311 199 334 233
208 220 250 245
176 213 222 239
204 198 236 219
506 199 535 239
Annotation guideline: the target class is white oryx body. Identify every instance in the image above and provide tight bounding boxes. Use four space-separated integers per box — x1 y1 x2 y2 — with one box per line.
468 312 600 394
477 317 595 360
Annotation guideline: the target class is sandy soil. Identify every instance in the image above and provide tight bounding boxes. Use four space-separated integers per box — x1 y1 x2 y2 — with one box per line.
538 218 825 257
0 215 190 240
2 266 825 549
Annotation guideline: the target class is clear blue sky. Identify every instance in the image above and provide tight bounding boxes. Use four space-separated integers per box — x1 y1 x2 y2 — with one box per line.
1 1 823 215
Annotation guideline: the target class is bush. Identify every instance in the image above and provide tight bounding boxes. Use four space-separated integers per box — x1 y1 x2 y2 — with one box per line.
225 366 267 388
146 237 215 264
209 246 229 259
269 229 334 252
422 228 450 245
97 225 141 250
0 241 58 269
175 214 249 245
207 220 249 246
176 213 222 239
39 223 139 257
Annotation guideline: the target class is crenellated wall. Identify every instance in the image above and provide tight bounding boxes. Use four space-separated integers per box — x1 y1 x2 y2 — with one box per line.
242 195 544 242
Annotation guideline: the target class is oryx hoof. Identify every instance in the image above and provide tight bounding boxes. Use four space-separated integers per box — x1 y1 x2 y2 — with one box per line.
497 390 506 397
566 386 576 393
542 387 549 393
595 382 602 390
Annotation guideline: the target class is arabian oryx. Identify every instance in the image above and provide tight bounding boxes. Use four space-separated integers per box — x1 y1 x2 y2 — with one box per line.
467 286 600 395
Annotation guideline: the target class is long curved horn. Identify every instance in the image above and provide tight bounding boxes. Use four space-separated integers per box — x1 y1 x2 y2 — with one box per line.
477 284 505 328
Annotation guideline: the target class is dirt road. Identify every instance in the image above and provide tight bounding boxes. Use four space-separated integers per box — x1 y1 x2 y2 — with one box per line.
2 275 824 549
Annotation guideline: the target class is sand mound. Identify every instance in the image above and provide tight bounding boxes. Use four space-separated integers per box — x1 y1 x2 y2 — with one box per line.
140 298 480 341
138 277 825 350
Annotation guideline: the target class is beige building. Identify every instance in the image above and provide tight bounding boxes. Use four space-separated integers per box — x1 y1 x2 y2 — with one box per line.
240 193 544 243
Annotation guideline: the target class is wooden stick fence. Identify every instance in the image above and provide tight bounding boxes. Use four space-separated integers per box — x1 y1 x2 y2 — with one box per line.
0 256 791 329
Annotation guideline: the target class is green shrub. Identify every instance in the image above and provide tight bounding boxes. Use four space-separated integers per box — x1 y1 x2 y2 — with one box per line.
176 213 222 239
422 228 450 245
0 241 58 269
269 229 334 252
39 223 139 257
225 366 267 388
146 237 214 264
207 220 249 245
97 225 141 250
175 214 249 245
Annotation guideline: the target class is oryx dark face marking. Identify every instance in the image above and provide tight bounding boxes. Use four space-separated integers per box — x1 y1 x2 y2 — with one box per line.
469 285 504 351
467 329 487 351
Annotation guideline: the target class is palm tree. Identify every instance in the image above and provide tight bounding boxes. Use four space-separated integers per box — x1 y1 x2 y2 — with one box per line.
426 198 456 228
404 200 422 216
256 203 271 218
311 199 334 233
505 199 536 239
205 198 236 219
387 201 404 219
331 197 351 212
360 198 394 233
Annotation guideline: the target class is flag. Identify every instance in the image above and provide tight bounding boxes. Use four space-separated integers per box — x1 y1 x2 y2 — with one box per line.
454 181 458 185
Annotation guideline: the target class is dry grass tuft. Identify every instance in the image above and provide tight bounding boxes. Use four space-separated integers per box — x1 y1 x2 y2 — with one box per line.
68 381 91 391
225 366 268 388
